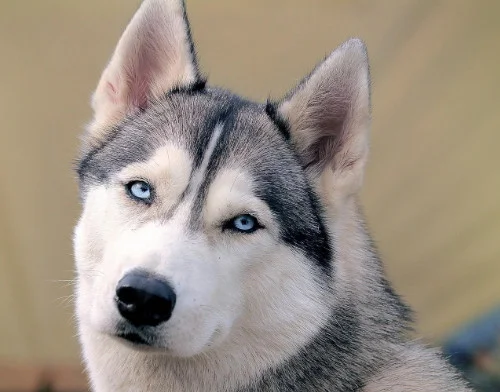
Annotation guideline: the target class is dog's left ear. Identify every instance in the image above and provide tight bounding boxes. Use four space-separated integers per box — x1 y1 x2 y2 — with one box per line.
89 0 200 142
277 38 370 200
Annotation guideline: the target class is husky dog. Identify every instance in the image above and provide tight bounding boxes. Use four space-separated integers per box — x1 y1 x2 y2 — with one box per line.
74 0 471 391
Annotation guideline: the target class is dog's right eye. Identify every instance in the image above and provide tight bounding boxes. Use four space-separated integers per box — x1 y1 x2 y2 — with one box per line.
126 181 153 203
223 214 262 234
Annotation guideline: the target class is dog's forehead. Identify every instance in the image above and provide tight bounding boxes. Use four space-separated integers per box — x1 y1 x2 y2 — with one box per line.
77 88 291 186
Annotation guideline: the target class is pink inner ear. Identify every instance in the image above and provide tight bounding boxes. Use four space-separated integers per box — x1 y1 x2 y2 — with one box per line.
126 55 154 111
103 36 162 112
123 22 171 112
297 94 351 170
105 81 118 104
91 0 200 130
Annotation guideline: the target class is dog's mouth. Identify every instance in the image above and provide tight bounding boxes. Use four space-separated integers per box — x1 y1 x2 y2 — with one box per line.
112 323 156 349
116 331 150 346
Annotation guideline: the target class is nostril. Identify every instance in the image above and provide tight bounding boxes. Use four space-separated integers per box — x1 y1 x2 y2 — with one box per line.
116 286 140 306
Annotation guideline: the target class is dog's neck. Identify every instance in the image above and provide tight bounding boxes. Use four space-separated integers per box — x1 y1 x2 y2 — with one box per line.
239 309 376 392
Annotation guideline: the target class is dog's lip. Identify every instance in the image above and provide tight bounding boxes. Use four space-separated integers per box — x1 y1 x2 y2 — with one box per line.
115 331 150 346
110 330 168 353
112 323 154 347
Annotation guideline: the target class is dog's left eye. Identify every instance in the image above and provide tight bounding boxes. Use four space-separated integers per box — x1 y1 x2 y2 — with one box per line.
225 214 261 234
126 181 152 202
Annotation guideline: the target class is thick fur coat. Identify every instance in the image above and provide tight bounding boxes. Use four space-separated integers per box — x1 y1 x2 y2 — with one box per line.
74 1 471 391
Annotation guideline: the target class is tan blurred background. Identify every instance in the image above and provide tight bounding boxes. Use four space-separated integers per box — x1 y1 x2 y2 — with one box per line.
1 0 499 390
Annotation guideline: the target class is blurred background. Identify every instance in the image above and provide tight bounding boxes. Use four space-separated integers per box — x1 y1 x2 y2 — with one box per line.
1 0 499 390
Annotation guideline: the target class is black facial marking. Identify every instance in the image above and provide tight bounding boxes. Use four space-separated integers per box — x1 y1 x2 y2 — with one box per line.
252 167 332 274
189 98 247 228
265 99 290 141
76 124 122 184
76 120 157 190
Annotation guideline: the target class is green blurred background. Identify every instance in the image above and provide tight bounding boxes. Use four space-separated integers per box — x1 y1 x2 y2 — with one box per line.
1 0 499 390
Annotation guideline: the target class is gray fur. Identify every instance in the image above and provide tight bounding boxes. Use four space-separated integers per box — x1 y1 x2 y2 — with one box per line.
239 217 466 391
74 1 472 391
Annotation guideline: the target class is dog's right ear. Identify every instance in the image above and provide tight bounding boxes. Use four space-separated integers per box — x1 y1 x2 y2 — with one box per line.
88 0 200 142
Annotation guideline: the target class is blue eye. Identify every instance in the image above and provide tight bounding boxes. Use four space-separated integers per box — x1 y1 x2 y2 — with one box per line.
228 214 260 233
127 181 152 202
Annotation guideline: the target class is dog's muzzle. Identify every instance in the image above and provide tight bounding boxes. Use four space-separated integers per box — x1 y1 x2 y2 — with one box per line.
115 270 176 327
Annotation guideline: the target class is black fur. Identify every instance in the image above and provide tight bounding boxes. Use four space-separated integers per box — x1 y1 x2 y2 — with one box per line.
265 99 291 141
180 0 201 80
167 78 207 96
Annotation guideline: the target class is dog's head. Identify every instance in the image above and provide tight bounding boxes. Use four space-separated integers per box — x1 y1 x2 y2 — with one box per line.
74 0 370 359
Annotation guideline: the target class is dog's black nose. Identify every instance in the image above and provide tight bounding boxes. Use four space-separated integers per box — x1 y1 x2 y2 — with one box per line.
115 271 176 327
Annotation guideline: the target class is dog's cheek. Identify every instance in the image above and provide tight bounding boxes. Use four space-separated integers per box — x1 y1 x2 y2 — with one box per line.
74 217 104 275
74 186 128 329
74 186 119 270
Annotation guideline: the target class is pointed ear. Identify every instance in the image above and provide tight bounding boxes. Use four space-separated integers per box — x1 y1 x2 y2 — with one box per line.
277 38 371 198
89 0 200 141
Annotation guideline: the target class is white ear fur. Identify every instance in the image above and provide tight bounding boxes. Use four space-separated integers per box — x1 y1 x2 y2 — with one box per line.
278 38 371 198
89 0 200 141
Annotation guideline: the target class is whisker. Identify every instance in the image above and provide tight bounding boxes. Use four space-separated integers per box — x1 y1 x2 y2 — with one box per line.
53 294 76 308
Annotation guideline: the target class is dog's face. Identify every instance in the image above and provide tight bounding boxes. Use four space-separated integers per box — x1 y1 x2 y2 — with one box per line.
75 92 332 356
75 0 370 359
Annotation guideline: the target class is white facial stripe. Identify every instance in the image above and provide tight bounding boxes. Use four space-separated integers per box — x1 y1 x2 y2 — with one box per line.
187 122 224 198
